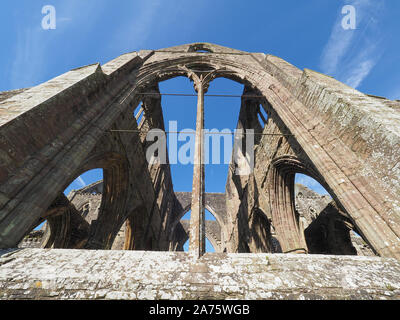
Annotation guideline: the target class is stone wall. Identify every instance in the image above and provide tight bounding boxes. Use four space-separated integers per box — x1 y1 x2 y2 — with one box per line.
17 182 376 256
0 248 398 300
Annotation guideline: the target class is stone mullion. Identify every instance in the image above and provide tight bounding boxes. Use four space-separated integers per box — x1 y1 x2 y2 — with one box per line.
189 79 206 258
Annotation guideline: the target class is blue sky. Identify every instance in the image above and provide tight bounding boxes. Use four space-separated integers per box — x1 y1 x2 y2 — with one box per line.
3 1 399 246
2 1 400 98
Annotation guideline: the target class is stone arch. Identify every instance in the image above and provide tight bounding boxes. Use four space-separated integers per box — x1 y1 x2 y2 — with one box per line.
247 207 274 253
170 192 226 231
56 151 131 250
176 220 222 253
0 43 399 258
171 204 224 234
268 155 326 253
20 193 90 249
170 193 227 250
110 204 152 251
134 50 399 258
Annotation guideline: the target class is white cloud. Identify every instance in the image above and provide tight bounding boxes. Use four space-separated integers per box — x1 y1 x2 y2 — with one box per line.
320 0 384 89
342 57 376 89
320 18 355 75
10 27 45 89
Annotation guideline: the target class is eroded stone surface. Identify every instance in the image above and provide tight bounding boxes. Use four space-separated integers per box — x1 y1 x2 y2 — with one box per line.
0 249 399 300
1 43 400 300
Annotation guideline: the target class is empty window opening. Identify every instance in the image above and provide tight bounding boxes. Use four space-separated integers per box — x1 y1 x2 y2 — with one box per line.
183 238 215 253
159 76 197 192
349 229 376 256
204 78 243 193
64 169 103 197
295 173 330 197
295 173 375 256
180 209 216 253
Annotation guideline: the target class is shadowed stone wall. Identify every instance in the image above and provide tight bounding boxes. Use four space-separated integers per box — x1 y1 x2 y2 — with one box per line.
1 43 399 300
18 182 376 258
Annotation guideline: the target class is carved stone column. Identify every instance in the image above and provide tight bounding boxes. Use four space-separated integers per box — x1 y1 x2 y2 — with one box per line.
188 72 209 258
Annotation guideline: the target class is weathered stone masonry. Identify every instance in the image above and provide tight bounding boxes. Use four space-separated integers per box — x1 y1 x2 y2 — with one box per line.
0 43 399 299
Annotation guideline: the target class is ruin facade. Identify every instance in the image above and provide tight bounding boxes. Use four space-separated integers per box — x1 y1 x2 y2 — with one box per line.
0 43 399 299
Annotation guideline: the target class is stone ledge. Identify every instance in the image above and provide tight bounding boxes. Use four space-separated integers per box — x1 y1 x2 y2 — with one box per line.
0 249 399 300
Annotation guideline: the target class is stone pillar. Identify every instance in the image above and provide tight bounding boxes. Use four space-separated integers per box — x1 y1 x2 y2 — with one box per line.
189 74 208 258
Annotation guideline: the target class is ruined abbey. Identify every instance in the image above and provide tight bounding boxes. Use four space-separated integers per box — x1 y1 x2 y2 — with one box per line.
0 43 399 299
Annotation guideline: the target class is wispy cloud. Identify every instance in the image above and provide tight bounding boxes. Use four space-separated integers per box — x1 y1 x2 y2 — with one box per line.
10 27 46 89
320 17 355 76
320 0 385 89
9 1 106 90
76 176 86 188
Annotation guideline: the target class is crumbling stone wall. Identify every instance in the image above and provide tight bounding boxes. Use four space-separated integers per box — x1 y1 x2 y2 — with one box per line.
0 42 399 259
0 42 399 300
18 181 375 257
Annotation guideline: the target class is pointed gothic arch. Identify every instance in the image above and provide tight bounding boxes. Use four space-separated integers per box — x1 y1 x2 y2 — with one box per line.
0 43 399 259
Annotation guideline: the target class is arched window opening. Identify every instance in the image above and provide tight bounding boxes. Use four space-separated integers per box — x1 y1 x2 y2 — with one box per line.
204 78 243 193
182 237 215 253
64 168 103 225
19 169 105 250
349 229 376 256
159 76 197 192
294 173 375 256
294 173 331 232
179 209 217 253
64 169 103 197
80 203 90 218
